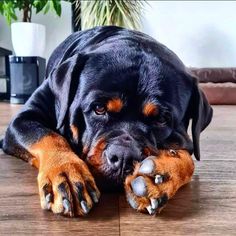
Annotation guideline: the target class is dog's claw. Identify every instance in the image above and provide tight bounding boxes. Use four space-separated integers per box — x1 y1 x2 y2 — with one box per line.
131 176 147 197
150 198 159 209
45 193 52 209
159 194 168 207
146 205 156 215
86 181 100 204
155 174 163 184
90 191 99 203
63 198 71 214
45 193 52 203
81 200 90 214
139 158 155 174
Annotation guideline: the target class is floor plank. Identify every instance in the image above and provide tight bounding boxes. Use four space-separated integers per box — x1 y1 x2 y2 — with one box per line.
0 103 120 235
119 161 236 236
0 102 236 235
0 152 120 235
200 105 236 160
119 105 236 236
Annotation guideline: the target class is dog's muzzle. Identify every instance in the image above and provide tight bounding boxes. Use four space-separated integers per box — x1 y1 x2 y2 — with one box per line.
104 134 142 177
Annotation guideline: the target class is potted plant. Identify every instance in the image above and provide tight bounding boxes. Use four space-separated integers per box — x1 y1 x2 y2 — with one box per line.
72 0 147 30
0 0 62 57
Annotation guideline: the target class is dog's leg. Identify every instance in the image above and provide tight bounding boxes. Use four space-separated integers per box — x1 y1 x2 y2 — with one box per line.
31 134 100 217
125 150 194 214
2 83 100 217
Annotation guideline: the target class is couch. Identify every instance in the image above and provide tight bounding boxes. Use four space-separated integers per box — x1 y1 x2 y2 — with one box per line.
190 68 236 105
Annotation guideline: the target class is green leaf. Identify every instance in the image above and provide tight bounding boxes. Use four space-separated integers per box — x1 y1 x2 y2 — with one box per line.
10 11 17 21
52 0 62 17
34 0 47 14
0 0 63 25
0 3 4 15
80 0 147 30
43 2 50 15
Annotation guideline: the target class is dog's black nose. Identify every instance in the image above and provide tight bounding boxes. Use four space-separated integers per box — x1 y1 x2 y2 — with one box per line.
105 134 141 171
106 146 133 170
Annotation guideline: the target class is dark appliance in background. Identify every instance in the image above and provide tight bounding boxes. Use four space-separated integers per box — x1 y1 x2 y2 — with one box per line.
0 47 12 100
9 56 46 104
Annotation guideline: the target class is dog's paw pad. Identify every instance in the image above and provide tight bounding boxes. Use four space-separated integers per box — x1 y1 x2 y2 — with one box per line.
125 150 194 215
139 158 155 174
131 176 147 197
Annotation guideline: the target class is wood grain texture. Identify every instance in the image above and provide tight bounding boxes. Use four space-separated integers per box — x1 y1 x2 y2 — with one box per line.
0 102 236 235
0 102 120 235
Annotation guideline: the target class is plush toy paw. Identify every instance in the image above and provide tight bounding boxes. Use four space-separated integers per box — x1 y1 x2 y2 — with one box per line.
37 158 100 217
125 150 194 215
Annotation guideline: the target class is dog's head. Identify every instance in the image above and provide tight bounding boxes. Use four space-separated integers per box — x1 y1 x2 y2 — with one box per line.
48 27 213 190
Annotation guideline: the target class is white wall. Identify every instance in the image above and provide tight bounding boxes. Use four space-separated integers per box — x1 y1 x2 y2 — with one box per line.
0 1 72 61
142 1 236 67
1 1 236 67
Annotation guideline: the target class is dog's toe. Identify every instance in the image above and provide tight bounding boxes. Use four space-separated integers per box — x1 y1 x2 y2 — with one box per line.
139 157 155 174
131 176 147 197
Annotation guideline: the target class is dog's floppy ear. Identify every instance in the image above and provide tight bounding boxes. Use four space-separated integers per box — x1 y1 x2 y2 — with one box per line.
189 78 213 160
48 54 87 129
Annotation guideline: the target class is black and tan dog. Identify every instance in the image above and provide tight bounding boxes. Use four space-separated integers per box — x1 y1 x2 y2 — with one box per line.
1 26 212 216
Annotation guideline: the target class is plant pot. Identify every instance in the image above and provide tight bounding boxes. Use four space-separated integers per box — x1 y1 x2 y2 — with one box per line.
11 22 46 57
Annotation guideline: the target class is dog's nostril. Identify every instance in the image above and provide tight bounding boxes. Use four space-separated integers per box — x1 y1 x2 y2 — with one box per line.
110 155 119 163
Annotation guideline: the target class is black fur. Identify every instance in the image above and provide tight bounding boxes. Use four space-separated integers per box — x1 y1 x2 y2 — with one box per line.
1 26 213 188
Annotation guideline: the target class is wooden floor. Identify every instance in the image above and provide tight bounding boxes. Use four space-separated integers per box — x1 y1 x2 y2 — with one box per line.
0 102 236 235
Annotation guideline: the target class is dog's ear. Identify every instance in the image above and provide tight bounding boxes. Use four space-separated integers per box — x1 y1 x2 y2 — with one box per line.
48 54 87 129
189 78 213 160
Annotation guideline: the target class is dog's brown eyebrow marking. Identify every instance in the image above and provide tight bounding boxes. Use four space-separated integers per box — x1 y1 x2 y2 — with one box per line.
70 124 79 142
107 98 123 113
143 102 159 117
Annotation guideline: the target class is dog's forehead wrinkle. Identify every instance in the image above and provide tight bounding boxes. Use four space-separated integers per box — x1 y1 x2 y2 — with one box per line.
84 49 140 74
80 70 138 98
80 52 176 102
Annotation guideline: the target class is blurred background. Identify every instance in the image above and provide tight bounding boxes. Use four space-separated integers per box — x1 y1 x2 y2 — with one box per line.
0 0 235 104
1 1 235 66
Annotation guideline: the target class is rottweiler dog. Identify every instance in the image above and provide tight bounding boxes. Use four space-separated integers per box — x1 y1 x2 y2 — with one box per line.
1 26 213 217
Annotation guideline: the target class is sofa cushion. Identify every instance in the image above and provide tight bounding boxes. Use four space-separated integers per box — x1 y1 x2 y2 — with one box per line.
190 68 236 83
200 82 236 105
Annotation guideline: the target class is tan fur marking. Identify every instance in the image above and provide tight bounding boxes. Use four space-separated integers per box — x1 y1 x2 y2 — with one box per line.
86 138 106 173
143 146 159 157
143 102 159 117
29 134 100 216
107 98 123 113
125 150 194 213
70 124 79 142
29 134 73 165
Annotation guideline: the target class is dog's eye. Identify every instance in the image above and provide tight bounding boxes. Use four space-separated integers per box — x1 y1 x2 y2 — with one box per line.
154 112 172 127
155 117 167 126
94 104 106 115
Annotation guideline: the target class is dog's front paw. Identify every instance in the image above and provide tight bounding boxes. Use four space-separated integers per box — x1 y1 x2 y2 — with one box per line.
37 157 100 217
125 150 194 215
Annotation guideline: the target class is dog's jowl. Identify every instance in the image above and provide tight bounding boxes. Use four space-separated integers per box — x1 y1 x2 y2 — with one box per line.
1 26 213 216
